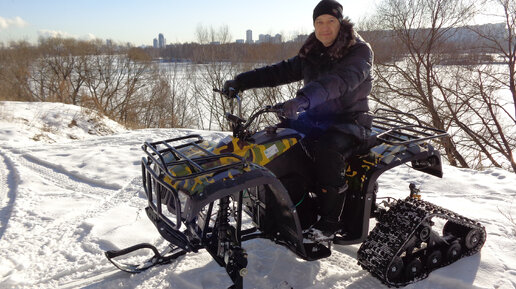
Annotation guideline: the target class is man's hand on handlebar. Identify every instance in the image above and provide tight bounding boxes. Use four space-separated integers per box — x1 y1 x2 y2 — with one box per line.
273 96 309 120
222 80 241 98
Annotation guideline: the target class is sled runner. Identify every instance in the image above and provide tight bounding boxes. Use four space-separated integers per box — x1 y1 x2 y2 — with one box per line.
105 90 486 288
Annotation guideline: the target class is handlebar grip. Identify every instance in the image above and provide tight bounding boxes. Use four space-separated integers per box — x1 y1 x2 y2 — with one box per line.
213 87 240 99
226 112 246 124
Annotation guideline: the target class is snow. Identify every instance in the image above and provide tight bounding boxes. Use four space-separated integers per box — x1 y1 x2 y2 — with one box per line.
0 100 515 289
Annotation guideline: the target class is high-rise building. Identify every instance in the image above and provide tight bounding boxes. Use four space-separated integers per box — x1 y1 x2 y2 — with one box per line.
257 34 271 43
273 34 282 43
254 33 282 44
158 33 165 48
153 38 158 48
246 30 253 44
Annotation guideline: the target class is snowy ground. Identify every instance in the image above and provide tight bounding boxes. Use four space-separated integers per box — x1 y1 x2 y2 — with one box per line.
0 101 515 289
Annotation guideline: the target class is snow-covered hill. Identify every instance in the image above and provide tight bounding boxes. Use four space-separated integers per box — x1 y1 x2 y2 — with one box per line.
0 101 515 289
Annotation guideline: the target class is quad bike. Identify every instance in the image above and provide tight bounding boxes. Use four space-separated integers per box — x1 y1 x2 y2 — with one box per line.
105 90 486 288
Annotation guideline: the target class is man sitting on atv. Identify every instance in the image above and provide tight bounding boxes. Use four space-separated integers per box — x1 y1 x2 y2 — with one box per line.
224 0 374 238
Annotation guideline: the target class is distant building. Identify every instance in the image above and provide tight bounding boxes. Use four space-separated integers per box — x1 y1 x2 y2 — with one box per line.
273 34 282 43
257 34 271 43
236 39 244 44
253 33 283 44
106 39 112 46
153 38 158 48
246 30 253 43
158 33 165 48
293 34 309 43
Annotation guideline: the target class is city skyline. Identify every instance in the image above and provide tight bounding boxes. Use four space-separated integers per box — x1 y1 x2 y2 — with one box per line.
150 21 507 48
154 29 290 47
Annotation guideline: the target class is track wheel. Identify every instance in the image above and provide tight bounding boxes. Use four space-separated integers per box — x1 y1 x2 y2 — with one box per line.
464 229 481 249
418 225 431 242
425 250 443 269
404 257 423 280
446 242 462 262
386 256 404 281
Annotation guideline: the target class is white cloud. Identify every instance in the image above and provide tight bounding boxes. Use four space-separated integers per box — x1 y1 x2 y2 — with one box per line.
37 29 98 41
80 33 97 41
0 16 29 30
38 29 75 39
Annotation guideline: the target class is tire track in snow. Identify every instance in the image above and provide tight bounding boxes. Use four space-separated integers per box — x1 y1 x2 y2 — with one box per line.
0 150 9 207
0 146 147 287
19 151 122 192
0 149 18 240
0 130 222 288
11 147 147 214
28 176 148 288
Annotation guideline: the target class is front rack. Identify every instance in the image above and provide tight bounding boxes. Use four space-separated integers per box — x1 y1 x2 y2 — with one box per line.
372 109 448 145
141 134 251 231
142 134 248 182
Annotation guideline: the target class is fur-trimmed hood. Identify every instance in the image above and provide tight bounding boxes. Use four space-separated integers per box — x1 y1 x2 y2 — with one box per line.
298 18 356 62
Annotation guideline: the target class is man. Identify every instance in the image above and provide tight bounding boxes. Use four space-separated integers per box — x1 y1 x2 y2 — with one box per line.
224 0 374 238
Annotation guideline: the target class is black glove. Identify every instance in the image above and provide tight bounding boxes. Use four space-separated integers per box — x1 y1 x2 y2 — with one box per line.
279 96 309 120
223 80 241 98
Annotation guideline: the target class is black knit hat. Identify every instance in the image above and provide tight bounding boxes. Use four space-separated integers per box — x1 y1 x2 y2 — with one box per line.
313 0 343 22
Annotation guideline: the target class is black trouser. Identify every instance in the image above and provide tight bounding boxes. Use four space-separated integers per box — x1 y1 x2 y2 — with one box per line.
306 130 357 220
287 113 371 223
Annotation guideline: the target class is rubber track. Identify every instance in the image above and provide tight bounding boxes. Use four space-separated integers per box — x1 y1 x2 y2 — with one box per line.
357 197 486 287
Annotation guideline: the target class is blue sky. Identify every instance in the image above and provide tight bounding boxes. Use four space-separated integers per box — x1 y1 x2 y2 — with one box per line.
0 0 380 46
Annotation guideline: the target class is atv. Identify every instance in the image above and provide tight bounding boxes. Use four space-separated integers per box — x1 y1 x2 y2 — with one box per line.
105 89 486 288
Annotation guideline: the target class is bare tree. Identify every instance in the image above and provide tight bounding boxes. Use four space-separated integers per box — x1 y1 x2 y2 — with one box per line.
437 64 515 171
371 0 478 167
136 62 196 128
0 41 36 101
195 24 210 45
81 44 153 126
370 0 516 172
191 24 240 131
29 37 95 105
457 0 516 172
472 0 516 119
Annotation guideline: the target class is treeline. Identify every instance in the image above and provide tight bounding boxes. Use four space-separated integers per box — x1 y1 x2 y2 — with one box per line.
0 37 208 128
142 29 500 66
0 0 514 173
0 37 301 131
144 41 303 64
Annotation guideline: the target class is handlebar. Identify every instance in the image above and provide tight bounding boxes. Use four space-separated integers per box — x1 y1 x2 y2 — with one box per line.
242 105 282 130
214 88 285 139
213 88 243 118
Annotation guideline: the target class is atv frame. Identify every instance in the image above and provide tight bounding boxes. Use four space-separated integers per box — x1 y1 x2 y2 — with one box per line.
106 93 451 289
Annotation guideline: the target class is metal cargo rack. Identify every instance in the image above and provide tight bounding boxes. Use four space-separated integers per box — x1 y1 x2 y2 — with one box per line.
372 109 448 145
141 134 248 182
141 134 250 230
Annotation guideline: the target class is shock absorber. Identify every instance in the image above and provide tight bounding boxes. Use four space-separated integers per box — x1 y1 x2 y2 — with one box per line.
215 196 248 289
216 196 232 258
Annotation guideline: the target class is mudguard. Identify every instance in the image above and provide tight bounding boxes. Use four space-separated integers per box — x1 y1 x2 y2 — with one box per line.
337 123 445 245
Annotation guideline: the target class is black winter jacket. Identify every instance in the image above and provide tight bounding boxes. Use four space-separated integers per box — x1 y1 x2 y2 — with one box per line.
235 20 373 125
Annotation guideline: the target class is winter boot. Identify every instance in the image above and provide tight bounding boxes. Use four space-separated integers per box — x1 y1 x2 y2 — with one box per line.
310 183 348 239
